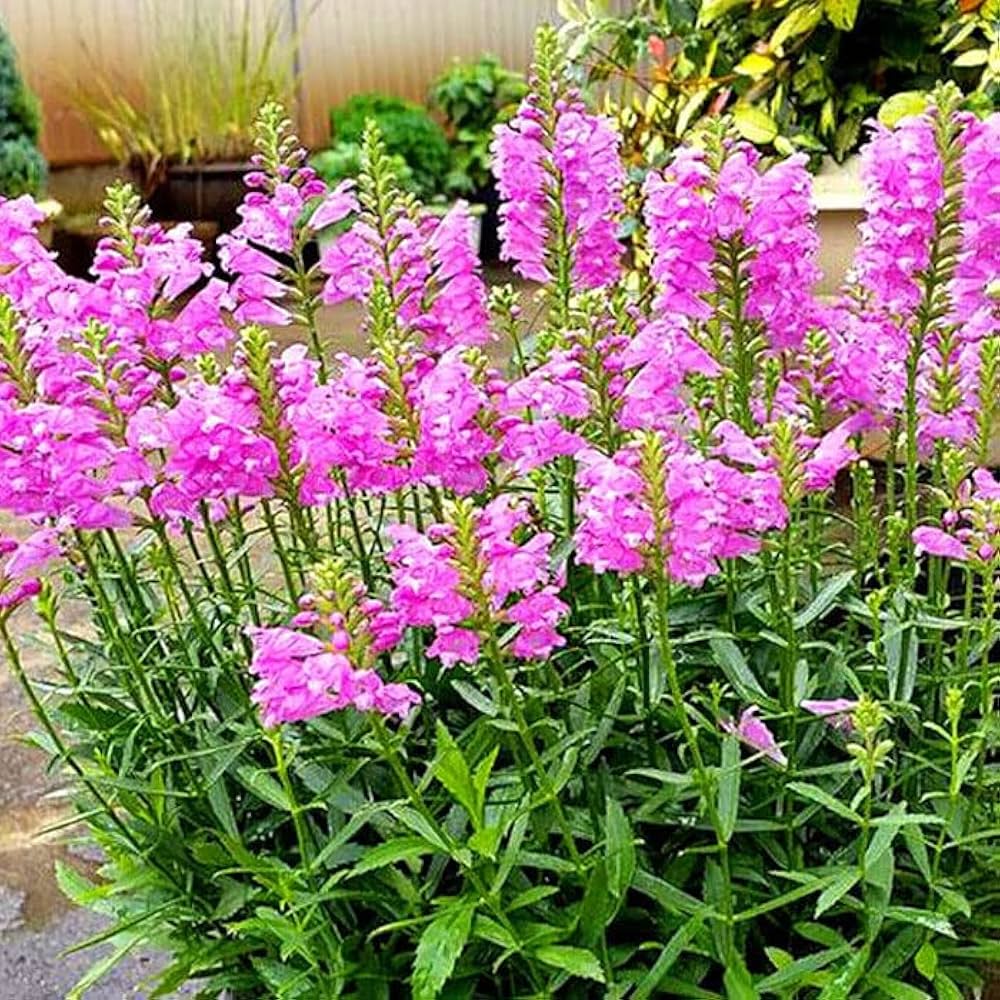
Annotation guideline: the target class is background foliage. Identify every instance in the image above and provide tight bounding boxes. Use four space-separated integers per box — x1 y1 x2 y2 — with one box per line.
0 16 44 197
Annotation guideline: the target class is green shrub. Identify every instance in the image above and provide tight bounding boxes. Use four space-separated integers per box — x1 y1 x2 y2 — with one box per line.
329 93 451 200
429 54 527 193
0 20 44 197
564 0 1000 166
311 138 416 196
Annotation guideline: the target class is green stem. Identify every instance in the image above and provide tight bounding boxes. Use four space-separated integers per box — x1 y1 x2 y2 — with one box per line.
483 632 583 872
652 565 733 962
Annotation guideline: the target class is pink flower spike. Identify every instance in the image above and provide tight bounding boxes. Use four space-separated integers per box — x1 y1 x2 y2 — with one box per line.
722 706 787 767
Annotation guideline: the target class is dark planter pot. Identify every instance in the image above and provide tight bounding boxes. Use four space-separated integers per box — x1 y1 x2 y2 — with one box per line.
477 178 502 263
145 161 249 231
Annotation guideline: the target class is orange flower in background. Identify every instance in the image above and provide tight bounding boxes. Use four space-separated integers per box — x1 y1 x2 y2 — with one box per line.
959 0 985 12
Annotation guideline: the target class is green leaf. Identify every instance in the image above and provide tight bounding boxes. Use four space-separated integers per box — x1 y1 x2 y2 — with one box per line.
817 944 869 1000
814 870 860 917
351 837 434 876
605 798 636 908
710 638 769 704
395 806 452 855
771 3 824 49
865 804 906 871
412 902 475 1000
433 721 480 827
756 944 852 992
66 933 145 1000
953 48 989 67
914 941 938 981
699 0 751 25
735 874 842 922
902 822 932 883
473 746 499 812
718 735 741 844
732 105 779 144
723 956 758 999
735 52 776 79
235 765 292 811
633 915 705 1000
934 973 963 1000
878 91 929 126
823 0 860 30
534 945 605 983
633 869 711 918
866 974 931 1000
794 571 855 630
884 907 956 938
789 782 862 824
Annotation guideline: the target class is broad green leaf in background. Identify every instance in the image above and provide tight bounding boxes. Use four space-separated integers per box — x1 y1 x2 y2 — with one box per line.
700 0 752 26
914 940 938 981
771 3 824 50
879 91 930 126
823 0 861 31
412 902 475 1000
733 104 779 144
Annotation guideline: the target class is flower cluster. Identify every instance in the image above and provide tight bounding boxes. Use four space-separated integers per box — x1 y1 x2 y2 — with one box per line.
575 438 787 584
388 496 567 666
491 80 625 288
913 467 1000 565
643 142 820 351
248 562 417 727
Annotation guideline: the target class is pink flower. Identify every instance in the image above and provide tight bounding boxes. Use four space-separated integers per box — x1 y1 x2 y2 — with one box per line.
507 589 568 659
499 417 585 473
387 524 474 629
801 698 858 733
416 203 492 352
247 589 417 727
492 96 625 288
644 149 715 320
309 180 358 232
745 154 821 351
912 526 968 561
722 706 787 766
412 349 494 494
4 526 61 578
848 114 944 317
426 626 480 667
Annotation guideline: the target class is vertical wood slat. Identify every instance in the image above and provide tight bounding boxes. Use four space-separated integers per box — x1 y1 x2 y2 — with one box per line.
3 0 577 166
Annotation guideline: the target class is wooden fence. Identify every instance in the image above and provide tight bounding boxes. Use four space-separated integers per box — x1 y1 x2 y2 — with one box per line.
3 0 583 166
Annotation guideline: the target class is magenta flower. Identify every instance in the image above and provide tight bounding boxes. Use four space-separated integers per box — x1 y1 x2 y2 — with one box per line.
507 589 569 659
801 699 858 734
247 623 417 728
412 349 494 494
848 114 944 318
575 440 786 585
912 525 969 561
643 149 715 320
492 96 625 288
0 527 60 611
722 706 787 767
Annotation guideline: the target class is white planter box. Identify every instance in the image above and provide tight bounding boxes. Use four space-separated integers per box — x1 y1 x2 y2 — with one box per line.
813 157 864 296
